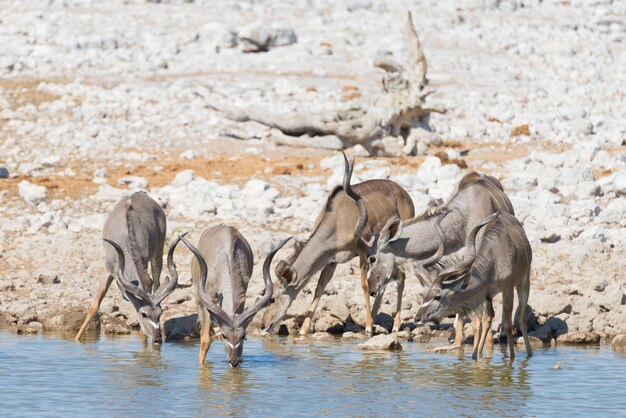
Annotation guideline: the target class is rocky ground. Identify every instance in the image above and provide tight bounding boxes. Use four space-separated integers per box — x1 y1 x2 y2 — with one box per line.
0 0 624 348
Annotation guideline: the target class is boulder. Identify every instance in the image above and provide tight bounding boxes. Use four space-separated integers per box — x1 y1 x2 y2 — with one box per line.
313 311 345 334
18 181 47 206
516 335 544 347
311 332 334 341
43 307 97 332
10 321 44 334
411 326 433 343
358 334 402 351
102 316 131 334
164 314 199 341
610 334 626 352
556 331 601 345
527 325 553 343
342 331 367 341
529 294 572 317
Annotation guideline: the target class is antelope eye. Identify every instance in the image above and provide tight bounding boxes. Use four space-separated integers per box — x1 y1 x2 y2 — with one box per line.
368 256 377 264
270 297 275 304
433 295 441 301
141 312 148 318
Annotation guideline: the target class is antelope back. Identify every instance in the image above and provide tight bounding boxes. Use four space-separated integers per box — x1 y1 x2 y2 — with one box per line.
190 225 253 318
103 192 166 285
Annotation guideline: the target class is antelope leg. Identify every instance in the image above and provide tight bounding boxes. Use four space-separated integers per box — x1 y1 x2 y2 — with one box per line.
360 258 374 335
198 308 212 365
300 263 337 336
392 270 405 332
75 274 114 342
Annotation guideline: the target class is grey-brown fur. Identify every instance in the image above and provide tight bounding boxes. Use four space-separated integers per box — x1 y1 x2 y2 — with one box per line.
75 191 181 344
181 225 289 367
262 153 415 335
416 211 533 359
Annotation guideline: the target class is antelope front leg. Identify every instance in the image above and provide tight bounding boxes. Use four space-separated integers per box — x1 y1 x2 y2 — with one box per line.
75 274 114 342
300 263 337 336
392 270 405 332
471 311 482 360
453 314 464 347
371 289 384 321
502 288 515 359
198 308 212 365
359 258 374 336
477 299 494 358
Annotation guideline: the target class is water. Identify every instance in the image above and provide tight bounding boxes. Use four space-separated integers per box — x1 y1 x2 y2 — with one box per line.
1 331 625 417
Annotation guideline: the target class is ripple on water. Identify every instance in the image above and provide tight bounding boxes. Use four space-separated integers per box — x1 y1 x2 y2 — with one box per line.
0 331 625 417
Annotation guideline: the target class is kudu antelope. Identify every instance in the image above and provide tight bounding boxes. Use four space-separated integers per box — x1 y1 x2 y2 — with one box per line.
75 192 181 344
262 154 414 336
361 172 515 345
180 226 290 367
415 210 533 359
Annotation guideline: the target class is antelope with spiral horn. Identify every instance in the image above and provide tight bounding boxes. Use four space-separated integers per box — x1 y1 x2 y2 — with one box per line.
75 191 181 344
262 153 414 336
416 210 533 359
180 226 290 367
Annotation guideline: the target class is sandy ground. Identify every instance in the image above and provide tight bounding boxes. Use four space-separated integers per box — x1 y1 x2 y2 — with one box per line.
0 0 624 346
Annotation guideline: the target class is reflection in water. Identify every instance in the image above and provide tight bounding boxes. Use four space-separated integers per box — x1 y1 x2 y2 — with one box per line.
0 331 625 417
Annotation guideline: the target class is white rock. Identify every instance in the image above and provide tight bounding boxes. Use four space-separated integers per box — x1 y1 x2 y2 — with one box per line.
117 176 148 189
201 22 238 48
41 155 61 167
436 163 461 182
18 181 47 206
179 149 197 160
172 169 196 186
242 179 269 199
359 334 402 350
599 199 626 226
575 181 601 199
416 156 441 185
94 185 128 202
611 171 626 196
568 200 600 219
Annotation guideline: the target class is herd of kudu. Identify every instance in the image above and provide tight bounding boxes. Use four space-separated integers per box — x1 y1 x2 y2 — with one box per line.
74 152 533 367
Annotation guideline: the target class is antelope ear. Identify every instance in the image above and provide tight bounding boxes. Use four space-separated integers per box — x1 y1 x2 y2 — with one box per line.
440 268 471 288
275 260 297 287
293 238 306 257
381 217 402 246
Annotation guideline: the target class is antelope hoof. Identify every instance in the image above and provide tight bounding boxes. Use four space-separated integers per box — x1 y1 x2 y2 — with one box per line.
364 330 373 337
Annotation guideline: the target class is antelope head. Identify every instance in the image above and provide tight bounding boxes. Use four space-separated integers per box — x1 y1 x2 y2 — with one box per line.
415 210 500 324
262 152 368 332
365 210 450 296
103 233 183 344
182 235 290 367
260 254 299 334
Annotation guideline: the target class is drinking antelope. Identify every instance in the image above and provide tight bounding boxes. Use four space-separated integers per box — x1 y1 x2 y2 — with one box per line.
262 153 415 336
361 171 515 345
75 191 181 344
180 226 290 367
415 210 533 359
